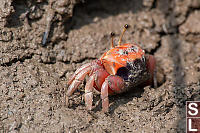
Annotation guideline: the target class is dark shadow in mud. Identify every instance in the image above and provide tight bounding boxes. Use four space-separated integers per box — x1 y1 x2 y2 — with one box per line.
92 88 144 114
109 89 144 114
67 87 144 114
169 36 186 87
157 0 187 131
169 35 187 131
5 0 45 28
44 0 143 45
68 0 143 31
5 0 28 28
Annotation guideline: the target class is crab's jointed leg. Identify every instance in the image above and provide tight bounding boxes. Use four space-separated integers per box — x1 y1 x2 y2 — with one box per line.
101 79 109 112
66 67 91 97
84 74 95 110
101 75 125 112
67 62 92 85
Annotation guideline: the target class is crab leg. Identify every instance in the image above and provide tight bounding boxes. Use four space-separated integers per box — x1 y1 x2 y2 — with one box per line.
101 79 109 112
66 67 91 97
84 74 95 110
145 54 157 88
67 62 92 85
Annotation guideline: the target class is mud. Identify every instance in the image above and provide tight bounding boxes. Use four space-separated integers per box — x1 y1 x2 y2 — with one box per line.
0 0 200 132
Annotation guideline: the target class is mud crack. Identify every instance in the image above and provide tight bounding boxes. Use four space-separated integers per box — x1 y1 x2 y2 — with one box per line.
1 53 34 66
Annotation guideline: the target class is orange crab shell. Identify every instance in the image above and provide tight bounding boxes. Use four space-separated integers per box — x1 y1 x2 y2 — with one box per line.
100 43 145 75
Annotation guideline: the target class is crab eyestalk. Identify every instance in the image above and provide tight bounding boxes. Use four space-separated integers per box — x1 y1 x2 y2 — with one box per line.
118 24 129 46
110 32 115 48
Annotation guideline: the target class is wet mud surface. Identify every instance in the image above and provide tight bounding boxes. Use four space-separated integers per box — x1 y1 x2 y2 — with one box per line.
0 0 200 132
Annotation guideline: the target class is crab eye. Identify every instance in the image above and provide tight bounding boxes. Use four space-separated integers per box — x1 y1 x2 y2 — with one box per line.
130 46 138 52
142 55 145 62
116 67 129 80
123 50 128 55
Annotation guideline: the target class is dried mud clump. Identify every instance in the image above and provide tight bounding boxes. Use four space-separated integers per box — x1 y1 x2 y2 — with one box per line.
0 0 14 27
179 10 200 43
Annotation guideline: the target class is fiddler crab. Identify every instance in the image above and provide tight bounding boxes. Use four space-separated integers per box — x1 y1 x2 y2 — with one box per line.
66 24 157 112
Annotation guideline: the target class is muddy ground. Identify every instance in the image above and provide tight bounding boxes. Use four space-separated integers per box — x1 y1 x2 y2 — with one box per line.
0 0 200 132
